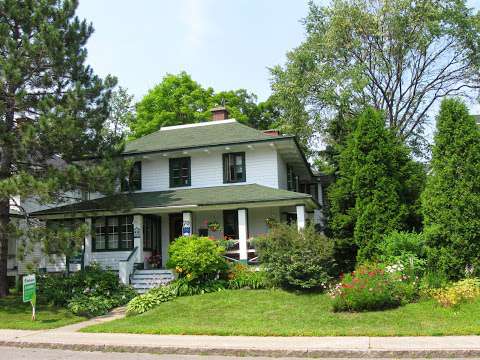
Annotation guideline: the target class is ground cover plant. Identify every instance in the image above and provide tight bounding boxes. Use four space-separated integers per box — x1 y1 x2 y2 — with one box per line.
82 289 480 336
0 295 84 330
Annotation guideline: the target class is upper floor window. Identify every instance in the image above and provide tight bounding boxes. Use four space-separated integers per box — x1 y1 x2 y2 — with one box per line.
170 157 191 187
287 166 298 192
122 161 142 191
223 152 246 183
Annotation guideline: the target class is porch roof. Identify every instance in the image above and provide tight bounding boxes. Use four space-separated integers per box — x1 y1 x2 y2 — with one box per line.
31 184 317 218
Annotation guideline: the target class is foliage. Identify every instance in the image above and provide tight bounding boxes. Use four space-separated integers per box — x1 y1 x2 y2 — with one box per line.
330 263 417 312
270 0 480 154
377 231 426 276
106 86 135 138
419 271 450 295
227 264 269 290
173 277 227 297
422 99 480 280
255 223 336 291
126 284 177 316
37 264 135 316
166 235 228 284
67 294 112 317
0 0 127 296
130 72 277 138
431 279 480 308
327 108 425 264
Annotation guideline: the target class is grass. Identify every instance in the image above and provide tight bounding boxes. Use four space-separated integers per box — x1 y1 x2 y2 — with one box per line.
0 295 85 330
82 289 480 336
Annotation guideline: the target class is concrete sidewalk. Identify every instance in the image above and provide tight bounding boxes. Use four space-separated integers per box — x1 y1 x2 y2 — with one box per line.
1 329 480 358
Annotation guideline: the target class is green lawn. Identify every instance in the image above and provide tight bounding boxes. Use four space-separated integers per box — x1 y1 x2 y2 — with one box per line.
82 289 480 336
0 295 85 330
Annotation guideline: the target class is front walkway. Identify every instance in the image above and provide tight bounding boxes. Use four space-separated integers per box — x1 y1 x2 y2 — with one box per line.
46 306 126 333
1 328 480 358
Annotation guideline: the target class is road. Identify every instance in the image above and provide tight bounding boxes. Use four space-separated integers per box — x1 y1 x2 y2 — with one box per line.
0 346 311 359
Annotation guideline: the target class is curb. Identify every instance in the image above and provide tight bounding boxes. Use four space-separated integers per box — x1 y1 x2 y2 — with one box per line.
2 341 480 358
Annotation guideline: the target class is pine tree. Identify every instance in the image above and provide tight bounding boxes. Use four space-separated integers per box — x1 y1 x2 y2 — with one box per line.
328 108 425 263
0 0 124 296
422 99 480 279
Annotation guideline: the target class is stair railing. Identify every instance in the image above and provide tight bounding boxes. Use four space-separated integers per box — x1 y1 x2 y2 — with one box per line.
118 246 138 285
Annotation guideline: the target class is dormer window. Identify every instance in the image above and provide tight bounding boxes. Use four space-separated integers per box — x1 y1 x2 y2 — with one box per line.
223 152 246 183
170 157 191 187
122 161 142 191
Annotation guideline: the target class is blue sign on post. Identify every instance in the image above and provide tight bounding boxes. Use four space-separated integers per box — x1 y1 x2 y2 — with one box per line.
182 220 191 236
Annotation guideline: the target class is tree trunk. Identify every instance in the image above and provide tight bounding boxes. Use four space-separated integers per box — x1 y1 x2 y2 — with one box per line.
0 92 15 297
0 198 9 297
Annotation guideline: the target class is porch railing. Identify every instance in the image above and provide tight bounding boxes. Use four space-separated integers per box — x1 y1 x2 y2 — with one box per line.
119 246 138 285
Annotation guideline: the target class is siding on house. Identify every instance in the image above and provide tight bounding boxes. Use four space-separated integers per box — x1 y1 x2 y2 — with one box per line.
141 143 281 192
90 251 131 271
277 152 288 190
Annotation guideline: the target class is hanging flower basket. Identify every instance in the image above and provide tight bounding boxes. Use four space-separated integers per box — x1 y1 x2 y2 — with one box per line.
265 217 277 228
207 220 221 232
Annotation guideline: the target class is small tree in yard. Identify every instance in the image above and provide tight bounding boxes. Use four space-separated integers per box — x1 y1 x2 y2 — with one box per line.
422 99 480 280
0 0 125 296
328 108 425 264
255 223 336 291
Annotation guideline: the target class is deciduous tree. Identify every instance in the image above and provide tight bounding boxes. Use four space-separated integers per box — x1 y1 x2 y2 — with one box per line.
271 0 480 155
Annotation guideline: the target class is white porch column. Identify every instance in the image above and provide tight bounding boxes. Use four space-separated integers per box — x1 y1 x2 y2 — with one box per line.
84 218 92 267
133 215 144 264
182 211 192 236
238 209 248 263
296 204 306 231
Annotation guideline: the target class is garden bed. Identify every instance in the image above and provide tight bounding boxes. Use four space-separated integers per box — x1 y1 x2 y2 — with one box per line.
82 289 480 336
0 295 85 330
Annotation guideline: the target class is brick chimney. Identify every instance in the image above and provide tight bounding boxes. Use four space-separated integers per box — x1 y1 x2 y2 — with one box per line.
210 106 229 121
263 129 281 136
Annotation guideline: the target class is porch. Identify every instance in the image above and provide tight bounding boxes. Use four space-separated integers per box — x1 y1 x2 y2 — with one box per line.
32 184 319 285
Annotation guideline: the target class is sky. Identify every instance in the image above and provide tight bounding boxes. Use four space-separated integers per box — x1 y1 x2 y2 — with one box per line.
77 0 480 115
77 0 309 102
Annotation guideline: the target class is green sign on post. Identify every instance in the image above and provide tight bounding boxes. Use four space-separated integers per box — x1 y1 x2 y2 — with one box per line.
23 274 36 320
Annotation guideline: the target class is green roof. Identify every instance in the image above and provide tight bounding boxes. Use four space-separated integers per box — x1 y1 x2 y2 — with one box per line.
32 184 314 216
124 120 289 155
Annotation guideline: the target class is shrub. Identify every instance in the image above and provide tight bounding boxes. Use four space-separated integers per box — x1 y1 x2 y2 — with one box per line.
227 263 268 289
255 223 336 291
126 285 177 316
166 235 228 284
431 278 480 308
68 294 112 317
37 263 136 315
377 231 426 276
330 263 417 312
422 99 480 280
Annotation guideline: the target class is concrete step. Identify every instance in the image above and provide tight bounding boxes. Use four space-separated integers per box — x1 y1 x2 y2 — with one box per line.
134 269 173 275
132 274 174 280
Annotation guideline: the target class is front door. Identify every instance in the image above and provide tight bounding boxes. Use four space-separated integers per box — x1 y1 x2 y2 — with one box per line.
169 213 183 242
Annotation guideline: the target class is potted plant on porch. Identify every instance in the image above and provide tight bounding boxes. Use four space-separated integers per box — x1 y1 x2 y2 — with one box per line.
145 253 162 269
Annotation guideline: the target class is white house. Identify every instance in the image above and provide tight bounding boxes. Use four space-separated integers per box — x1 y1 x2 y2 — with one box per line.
24 107 328 291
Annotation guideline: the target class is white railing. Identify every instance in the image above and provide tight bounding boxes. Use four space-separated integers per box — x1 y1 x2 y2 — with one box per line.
118 247 138 285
